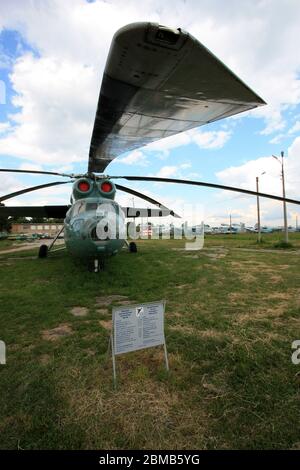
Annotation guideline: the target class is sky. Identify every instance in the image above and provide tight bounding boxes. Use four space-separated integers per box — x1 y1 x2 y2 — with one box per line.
0 0 300 228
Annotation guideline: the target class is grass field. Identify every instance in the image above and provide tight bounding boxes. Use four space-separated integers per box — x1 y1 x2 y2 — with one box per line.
0 233 300 449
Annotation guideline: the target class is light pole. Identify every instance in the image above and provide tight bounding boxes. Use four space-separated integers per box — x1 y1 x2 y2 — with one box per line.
256 172 265 243
272 151 288 243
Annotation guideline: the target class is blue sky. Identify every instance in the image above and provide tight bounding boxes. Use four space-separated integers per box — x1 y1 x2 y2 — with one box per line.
0 0 300 227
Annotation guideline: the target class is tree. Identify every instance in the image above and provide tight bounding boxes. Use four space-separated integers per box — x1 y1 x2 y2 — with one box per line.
0 215 12 232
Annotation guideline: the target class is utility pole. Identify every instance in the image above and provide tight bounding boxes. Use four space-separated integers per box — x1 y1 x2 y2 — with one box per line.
229 213 232 234
273 151 288 243
256 176 261 243
281 151 288 243
256 172 265 243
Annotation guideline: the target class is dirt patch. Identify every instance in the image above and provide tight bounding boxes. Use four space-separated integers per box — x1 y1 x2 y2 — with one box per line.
95 295 129 306
96 308 109 315
201 252 228 260
201 263 219 270
42 324 73 341
228 292 247 303
115 300 137 306
268 275 283 283
39 354 52 365
239 272 257 282
266 292 291 301
99 319 112 331
71 306 89 317
167 311 183 318
290 442 300 450
84 348 96 356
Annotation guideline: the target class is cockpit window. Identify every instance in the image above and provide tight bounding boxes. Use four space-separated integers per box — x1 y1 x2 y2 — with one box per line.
71 201 119 217
86 203 98 211
71 201 86 217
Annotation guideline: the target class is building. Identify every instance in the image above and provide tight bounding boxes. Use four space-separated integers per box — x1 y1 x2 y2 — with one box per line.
11 223 64 236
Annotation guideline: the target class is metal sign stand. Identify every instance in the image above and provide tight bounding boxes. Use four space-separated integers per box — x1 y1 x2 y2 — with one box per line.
111 334 117 389
163 341 169 372
107 301 169 388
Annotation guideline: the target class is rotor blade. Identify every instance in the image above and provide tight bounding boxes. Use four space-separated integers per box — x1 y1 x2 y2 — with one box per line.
112 176 300 206
0 205 70 218
0 181 71 203
88 22 265 173
0 168 73 178
115 183 180 217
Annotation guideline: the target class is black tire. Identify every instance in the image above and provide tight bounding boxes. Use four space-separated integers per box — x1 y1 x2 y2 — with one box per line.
87 260 94 272
129 242 137 253
99 258 105 270
38 244 48 258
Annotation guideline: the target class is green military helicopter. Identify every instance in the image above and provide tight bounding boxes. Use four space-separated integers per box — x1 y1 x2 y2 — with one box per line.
1 22 299 271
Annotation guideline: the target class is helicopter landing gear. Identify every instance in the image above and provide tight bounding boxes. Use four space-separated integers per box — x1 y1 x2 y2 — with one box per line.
38 244 48 258
89 258 105 272
129 242 137 253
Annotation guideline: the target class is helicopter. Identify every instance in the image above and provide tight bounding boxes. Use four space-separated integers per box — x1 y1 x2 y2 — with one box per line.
1 22 300 271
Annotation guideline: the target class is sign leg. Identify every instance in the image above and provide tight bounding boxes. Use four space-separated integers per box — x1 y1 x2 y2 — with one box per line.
163 341 169 372
106 335 111 358
111 334 117 389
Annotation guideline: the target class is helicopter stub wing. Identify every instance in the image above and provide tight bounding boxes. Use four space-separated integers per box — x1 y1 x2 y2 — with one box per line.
88 22 265 172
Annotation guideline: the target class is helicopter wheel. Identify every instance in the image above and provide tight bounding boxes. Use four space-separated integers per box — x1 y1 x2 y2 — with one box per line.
38 244 48 258
87 260 94 272
99 258 105 270
129 242 137 253
88 258 105 272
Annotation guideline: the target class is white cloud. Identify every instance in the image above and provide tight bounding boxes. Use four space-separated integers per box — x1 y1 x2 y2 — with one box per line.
144 128 232 157
0 122 10 134
0 173 24 195
116 150 148 166
145 132 191 156
288 121 300 135
269 134 285 145
154 163 193 178
156 166 179 178
1 0 299 170
0 53 96 166
0 172 72 205
191 130 232 149
214 135 300 225
1 0 300 216
180 163 192 169
18 162 43 171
